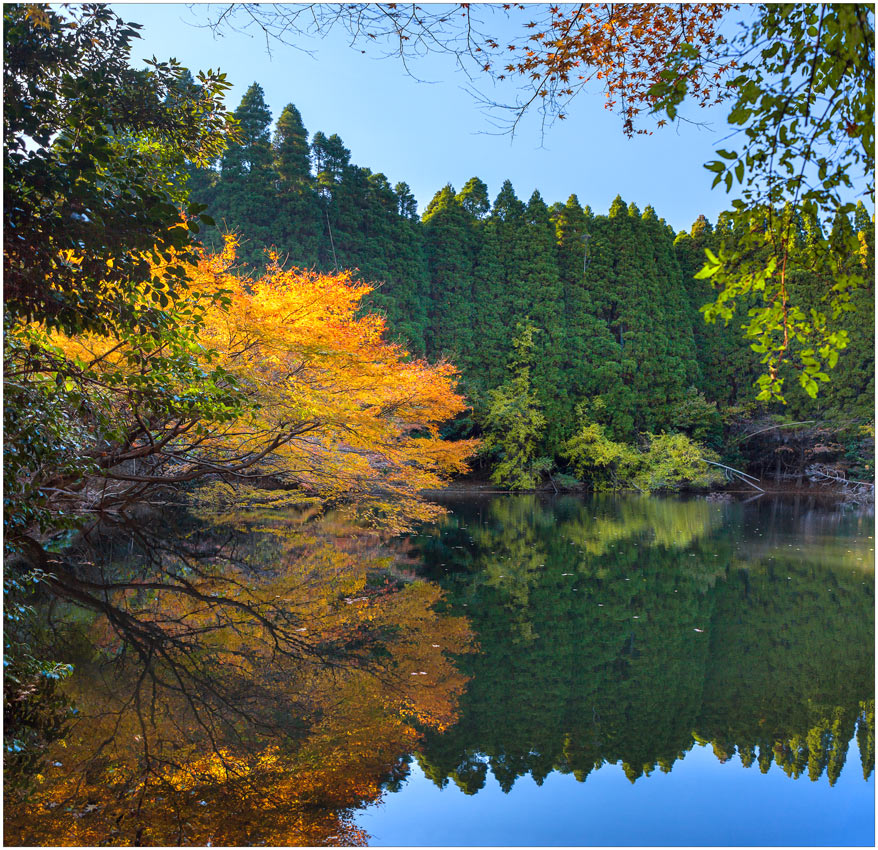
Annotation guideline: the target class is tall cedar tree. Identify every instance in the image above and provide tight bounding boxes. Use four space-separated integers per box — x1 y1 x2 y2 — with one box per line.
422 185 476 368
517 191 568 447
273 103 323 266
215 83 276 268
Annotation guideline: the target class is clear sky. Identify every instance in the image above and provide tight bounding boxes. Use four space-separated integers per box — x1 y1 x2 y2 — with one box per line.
113 2 749 232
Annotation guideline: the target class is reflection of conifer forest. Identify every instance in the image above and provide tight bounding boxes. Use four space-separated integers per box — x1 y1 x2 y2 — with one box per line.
3 7 874 845
6 496 871 845
410 496 874 794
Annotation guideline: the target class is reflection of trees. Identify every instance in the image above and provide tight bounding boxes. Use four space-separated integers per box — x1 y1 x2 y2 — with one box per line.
414 495 874 792
5 509 472 846
696 556 874 785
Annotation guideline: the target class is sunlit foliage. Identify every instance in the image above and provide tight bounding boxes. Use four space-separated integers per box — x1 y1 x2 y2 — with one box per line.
22 240 476 535
3 3 235 336
564 423 724 492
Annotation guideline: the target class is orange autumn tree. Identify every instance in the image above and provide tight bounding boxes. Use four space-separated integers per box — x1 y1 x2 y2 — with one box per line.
492 3 734 136
43 238 477 533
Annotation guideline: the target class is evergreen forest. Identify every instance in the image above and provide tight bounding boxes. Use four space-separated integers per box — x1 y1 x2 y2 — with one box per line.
187 81 875 486
4 6 874 839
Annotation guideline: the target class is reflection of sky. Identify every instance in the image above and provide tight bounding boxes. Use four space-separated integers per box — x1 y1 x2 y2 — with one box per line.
357 742 875 847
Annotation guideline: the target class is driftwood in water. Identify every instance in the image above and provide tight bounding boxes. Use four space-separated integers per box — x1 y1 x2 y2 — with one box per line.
806 464 875 502
701 458 765 492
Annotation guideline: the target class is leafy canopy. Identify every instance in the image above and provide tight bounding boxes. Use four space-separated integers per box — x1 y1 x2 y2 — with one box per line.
43 241 478 533
669 5 874 402
3 3 237 337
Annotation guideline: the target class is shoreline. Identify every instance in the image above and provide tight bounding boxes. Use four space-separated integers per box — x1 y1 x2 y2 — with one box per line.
424 478 875 501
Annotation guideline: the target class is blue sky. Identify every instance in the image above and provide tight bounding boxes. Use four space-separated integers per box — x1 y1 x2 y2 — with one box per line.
114 3 749 232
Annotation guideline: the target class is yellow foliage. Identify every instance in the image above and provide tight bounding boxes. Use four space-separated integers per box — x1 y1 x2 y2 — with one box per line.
51 238 479 531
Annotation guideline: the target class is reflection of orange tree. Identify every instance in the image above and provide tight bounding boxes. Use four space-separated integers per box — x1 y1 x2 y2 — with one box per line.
5 513 472 846
5 234 478 806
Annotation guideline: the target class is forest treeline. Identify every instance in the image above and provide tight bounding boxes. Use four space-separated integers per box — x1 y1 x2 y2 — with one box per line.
187 81 876 483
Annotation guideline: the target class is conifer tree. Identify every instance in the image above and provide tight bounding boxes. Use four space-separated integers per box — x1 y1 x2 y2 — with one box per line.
359 170 431 354
676 213 763 407
483 321 550 489
274 104 311 182
640 204 700 403
552 197 623 427
215 83 277 268
457 177 490 219
395 182 418 220
312 134 431 353
272 103 322 265
491 180 528 318
518 190 568 445
469 213 508 396
463 180 527 399
311 130 352 271
422 185 476 366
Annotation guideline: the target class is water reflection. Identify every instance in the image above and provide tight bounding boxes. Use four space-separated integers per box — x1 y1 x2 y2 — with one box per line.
5 508 472 846
4 495 873 846
411 495 874 794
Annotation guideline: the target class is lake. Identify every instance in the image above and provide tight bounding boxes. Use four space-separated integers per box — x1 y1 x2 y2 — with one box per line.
5 493 874 846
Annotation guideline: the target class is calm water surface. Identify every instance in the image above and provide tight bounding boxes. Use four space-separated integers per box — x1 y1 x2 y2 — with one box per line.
5 494 874 846
359 494 875 846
